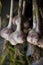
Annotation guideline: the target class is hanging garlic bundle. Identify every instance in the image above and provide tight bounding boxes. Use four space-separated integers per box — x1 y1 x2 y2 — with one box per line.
0 0 13 40
8 0 25 45
27 0 40 44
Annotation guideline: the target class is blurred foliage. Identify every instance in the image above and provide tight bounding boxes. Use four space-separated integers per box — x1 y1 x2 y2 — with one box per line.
0 42 30 65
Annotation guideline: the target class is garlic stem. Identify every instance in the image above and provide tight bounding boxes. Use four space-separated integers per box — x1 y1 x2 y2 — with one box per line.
33 0 40 33
18 0 23 17
22 0 26 16
7 0 13 28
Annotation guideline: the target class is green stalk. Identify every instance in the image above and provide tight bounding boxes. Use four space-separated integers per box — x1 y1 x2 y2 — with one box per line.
33 0 39 32
0 1 2 30
18 0 23 17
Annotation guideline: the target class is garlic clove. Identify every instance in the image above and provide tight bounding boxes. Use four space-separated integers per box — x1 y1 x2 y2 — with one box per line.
9 31 25 45
0 28 13 40
8 15 25 45
27 30 39 45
